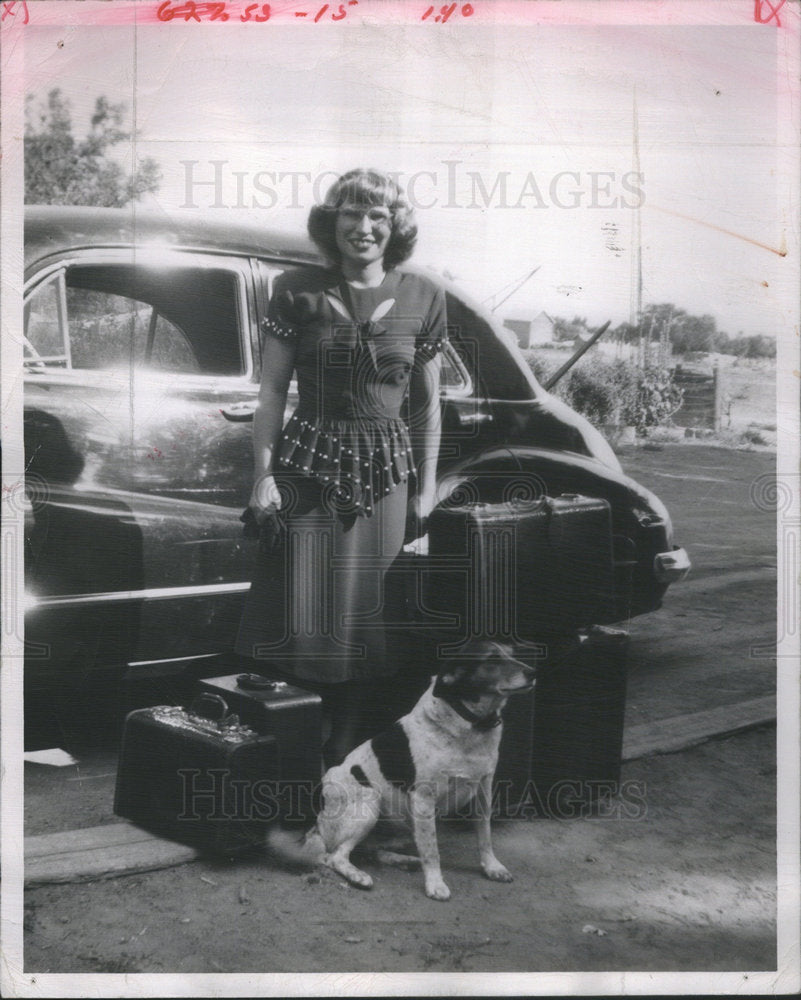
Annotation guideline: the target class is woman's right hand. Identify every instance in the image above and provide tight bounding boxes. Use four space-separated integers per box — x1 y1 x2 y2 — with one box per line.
249 473 282 524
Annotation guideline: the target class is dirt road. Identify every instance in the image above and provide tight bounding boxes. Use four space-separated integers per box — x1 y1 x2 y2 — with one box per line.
21 445 779 976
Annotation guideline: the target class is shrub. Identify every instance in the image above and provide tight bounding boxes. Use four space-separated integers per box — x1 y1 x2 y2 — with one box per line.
620 363 684 436
561 362 630 427
524 352 683 436
740 426 767 446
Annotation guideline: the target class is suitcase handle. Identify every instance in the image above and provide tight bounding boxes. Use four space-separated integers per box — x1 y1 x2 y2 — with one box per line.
189 692 235 727
236 672 287 692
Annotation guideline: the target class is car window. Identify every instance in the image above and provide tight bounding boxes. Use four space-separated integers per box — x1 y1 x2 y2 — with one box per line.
440 340 472 395
25 274 68 365
25 260 246 376
66 287 198 373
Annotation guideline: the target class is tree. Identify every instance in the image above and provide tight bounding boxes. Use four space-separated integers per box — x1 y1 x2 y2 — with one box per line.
25 89 161 207
726 334 776 359
552 315 590 342
612 304 724 355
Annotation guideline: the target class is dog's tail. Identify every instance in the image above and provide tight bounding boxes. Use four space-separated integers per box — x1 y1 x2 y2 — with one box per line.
265 824 326 868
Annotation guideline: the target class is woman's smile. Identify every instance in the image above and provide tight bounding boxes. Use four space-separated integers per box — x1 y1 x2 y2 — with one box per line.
335 204 392 268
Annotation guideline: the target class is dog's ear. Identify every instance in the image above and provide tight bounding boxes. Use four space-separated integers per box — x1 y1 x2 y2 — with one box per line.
486 640 515 662
436 657 479 689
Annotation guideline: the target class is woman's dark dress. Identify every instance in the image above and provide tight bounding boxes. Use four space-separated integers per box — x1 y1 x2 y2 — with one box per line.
235 266 446 683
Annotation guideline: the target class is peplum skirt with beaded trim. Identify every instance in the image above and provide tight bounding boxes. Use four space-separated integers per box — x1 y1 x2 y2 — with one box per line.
234 471 409 683
275 410 414 517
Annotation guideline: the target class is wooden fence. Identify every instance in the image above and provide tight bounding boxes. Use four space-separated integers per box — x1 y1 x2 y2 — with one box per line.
671 364 724 431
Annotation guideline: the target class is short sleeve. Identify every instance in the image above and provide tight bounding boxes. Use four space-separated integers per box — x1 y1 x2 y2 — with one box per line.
414 284 448 363
261 282 300 342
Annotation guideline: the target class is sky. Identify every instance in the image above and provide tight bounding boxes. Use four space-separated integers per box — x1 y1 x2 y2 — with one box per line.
21 12 792 339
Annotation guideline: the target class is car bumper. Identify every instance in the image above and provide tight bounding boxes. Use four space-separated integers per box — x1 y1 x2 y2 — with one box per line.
654 546 692 584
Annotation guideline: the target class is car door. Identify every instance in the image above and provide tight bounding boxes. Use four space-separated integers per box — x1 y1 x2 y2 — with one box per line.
24 249 261 689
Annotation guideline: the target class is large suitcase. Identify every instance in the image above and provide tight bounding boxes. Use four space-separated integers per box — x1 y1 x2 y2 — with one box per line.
493 626 629 818
426 495 614 644
196 673 322 824
114 692 280 853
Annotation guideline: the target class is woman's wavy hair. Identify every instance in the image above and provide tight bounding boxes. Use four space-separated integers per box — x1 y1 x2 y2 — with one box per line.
308 169 418 269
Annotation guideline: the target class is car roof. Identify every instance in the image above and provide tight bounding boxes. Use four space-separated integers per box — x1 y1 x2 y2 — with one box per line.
24 204 321 270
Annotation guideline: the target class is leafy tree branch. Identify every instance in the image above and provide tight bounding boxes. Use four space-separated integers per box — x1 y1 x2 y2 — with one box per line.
25 89 161 207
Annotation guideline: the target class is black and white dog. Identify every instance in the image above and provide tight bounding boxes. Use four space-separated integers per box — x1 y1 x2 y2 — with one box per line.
269 640 535 900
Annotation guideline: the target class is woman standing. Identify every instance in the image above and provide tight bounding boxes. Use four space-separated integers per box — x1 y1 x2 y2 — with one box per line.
235 169 446 765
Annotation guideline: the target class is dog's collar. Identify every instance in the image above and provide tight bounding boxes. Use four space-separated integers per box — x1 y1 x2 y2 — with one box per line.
432 677 502 731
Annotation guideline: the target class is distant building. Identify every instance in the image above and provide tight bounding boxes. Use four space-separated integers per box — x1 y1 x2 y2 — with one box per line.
503 311 555 349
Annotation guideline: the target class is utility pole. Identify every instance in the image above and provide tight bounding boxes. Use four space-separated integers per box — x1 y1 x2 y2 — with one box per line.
630 87 643 367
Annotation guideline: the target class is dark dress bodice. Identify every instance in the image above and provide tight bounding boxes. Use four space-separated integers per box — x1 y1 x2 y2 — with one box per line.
263 267 447 515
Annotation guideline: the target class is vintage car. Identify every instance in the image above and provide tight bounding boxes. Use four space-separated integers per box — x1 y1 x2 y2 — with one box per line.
22 205 689 725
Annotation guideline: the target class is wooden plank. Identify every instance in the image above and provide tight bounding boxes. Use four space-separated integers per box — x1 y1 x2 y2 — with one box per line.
25 822 200 887
623 695 775 762
25 821 166 859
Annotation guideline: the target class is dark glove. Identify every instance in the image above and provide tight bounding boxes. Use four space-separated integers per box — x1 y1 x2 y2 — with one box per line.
240 506 287 554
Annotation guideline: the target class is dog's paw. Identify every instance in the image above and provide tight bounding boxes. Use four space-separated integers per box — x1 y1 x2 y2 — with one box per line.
482 861 513 883
323 855 374 890
425 879 451 901
347 870 374 890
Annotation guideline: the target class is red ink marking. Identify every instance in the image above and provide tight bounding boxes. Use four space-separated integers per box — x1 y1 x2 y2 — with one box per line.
240 2 270 20
422 2 472 22
153 0 356 24
754 0 786 25
1 1 29 25
294 1 355 20
157 1 229 22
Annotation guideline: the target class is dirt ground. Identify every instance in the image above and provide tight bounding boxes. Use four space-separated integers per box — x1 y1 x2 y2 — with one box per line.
23 726 776 974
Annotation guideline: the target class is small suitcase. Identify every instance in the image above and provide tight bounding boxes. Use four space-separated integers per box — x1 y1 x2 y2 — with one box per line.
493 626 629 818
196 673 322 824
114 692 280 853
426 494 614 643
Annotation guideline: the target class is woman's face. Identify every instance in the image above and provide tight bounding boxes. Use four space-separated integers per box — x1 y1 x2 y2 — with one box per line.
334 201 393 268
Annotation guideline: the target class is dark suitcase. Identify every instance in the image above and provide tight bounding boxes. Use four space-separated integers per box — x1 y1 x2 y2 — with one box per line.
196 673 322 824
114 692 280 853
493 626 629 818
426 494 614 644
